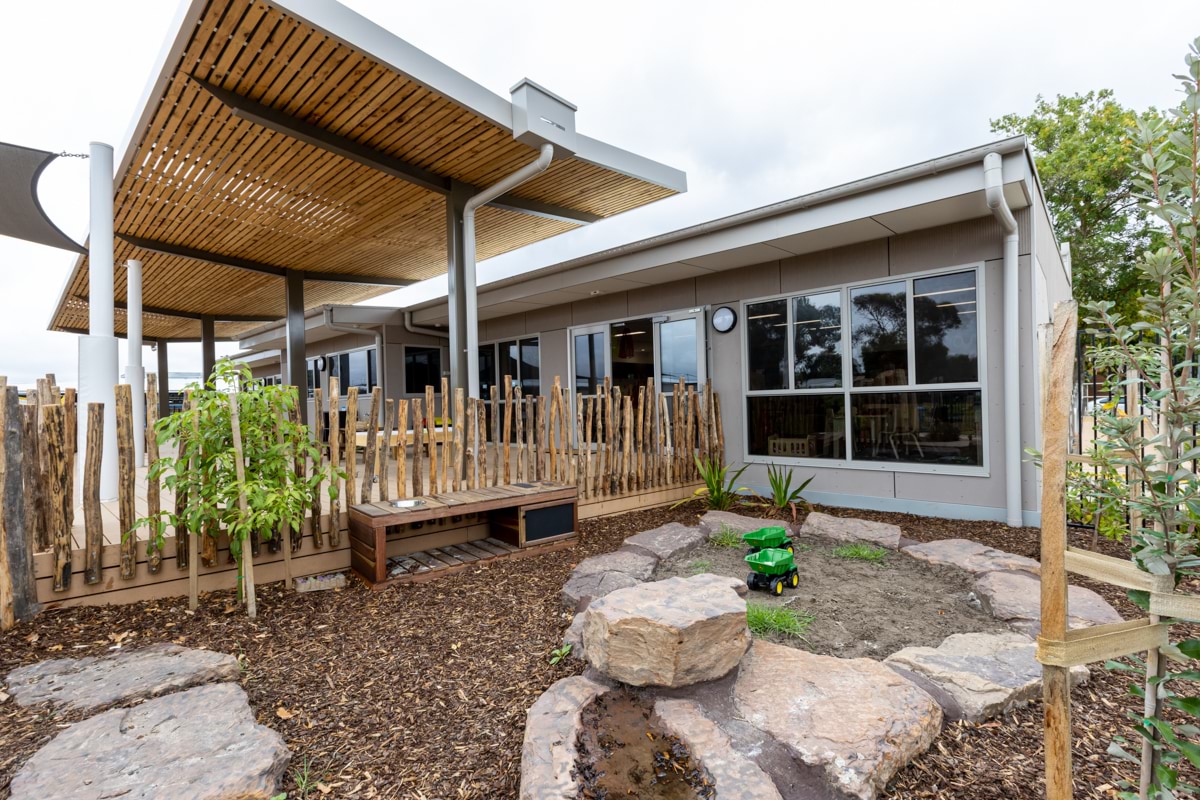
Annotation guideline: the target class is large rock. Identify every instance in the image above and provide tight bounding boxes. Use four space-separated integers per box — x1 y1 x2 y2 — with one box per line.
10 683 289 800
975 571 1122 637
699 510 784 538
654 698 783 800
885 632 1088 722
560 548 658 608
901 539 1040 577
734 641 941 800
4 643 240 713
801 512 902 550
519 674 612 800
583 574 749 687
624 522 707 561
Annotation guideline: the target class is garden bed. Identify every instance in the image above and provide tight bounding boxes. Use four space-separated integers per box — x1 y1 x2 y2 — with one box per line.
655 532 1007 659
0 501 1174 799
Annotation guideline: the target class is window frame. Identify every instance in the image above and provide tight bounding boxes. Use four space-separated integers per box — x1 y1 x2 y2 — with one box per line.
740 262 989 477
320 344 380 397
402 344 445 394
478 334 541 395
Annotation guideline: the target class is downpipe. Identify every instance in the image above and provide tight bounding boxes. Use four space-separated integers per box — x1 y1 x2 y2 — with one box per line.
984 152 1023 527
323 307 387 410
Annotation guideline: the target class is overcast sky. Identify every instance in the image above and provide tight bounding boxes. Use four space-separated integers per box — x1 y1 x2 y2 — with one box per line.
0 0 1191 388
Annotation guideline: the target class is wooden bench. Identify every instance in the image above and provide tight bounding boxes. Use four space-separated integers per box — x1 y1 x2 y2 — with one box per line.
348 481 578 589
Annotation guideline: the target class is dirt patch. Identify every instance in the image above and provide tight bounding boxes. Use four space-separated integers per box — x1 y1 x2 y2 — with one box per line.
574 689 713 800
657 534 1007 660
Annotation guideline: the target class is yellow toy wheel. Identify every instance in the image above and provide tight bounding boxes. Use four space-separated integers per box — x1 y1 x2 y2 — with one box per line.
771 577 784 595
790 572 799 588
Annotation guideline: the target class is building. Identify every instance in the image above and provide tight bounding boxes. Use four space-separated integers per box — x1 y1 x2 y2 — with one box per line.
238 135 1068 526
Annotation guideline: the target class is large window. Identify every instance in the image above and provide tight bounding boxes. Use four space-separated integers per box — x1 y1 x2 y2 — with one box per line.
404 346 442 393
745 267 983 469
570 311 704 401
324 347 378 395
481 336 540 395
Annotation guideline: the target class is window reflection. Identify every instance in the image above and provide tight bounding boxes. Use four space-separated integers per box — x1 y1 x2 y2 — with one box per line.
850 390 982 466
574 332 605 394
793 291 842 388
913 271 978 384
660 318 698 393
747 300 788 390
851 281 908 386
747 395 845 459
611 318 654 397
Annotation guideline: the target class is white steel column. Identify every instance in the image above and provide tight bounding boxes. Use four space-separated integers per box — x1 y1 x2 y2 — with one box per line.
125 258 146 467
79 141 119 500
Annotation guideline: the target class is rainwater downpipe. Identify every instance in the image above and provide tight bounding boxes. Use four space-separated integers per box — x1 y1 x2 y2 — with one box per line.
984 152 1023 527
323 307 387 414
463 143 555 398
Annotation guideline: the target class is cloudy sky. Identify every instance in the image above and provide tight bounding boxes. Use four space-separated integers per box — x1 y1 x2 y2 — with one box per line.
0 0 1190 388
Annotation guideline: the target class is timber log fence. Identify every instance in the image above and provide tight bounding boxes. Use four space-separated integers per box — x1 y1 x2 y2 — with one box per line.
0 372 722 624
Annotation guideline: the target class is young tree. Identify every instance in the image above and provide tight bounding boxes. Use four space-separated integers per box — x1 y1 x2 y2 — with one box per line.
992 91 1158 315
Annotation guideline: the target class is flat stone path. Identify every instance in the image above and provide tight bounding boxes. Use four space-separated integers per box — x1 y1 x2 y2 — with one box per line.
901 538 1040 576
975 570 1122 636
800 512 902 549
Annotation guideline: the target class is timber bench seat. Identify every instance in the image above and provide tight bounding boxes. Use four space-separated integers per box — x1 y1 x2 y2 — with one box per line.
348 481 578 589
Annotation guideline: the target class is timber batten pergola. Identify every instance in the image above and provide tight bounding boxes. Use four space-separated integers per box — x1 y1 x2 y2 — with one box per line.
48 0 685 418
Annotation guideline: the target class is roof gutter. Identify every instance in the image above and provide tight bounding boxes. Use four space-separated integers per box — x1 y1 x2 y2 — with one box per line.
463 142 555 397
984 152 1023 528
323 307 387 407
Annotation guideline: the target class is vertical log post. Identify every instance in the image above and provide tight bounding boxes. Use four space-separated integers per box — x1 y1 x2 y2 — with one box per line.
454 387 465 491
502 377 513 484
440 377 450 492
411 397 425 497
311 387 325 548
229 393 257 618
115 385 136 580
397 398 409 499
62 388 76 536
381 398 395 503
490 386 500 487
465 397 477 490
21 405 46 552
425 386 437 494
1040 302 1078 800
175 393 189 571
327 377 341 545
361 387 381 504
145 375 162 573
43 404 71 591
1 385 36 629
83 403 104 584
344 387 359 507
477 398 488 488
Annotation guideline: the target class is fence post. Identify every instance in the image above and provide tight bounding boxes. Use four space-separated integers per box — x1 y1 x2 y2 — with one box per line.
43 404 71 592
83 403 104 584
115 385 136 580
1 386 36 629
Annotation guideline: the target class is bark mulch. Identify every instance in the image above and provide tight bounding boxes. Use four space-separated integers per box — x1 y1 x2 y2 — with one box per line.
0 501 1185 798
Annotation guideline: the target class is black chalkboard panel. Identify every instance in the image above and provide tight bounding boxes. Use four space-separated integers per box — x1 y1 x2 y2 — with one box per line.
524 503 574 542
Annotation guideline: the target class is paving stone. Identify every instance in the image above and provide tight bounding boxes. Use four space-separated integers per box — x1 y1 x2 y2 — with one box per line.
4 643 240 713
561 570 642 609
10 683 289 800
901 539 1040 577
519 674 613 800
623 522 707 561
583 574 749 687
734 641 941 800
800 512 902 550
699 510 787 538
974 570 1122 637
885 632 1088 722
654 697 783 800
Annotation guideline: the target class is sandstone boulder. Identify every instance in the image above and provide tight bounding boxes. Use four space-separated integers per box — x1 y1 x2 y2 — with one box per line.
4 643 240 713
974 570 1122 637
583 574 749 687
901 539 1040 577
800 512 902 549
519 675 612 800
885 632 1088 722
10 683 289 800
734 641 941 800
560 548 658 608
624 522 707 561
699 510 785 538
654 698 783 800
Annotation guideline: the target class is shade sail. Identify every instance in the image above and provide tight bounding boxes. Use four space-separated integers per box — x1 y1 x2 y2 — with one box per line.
0 142 85 254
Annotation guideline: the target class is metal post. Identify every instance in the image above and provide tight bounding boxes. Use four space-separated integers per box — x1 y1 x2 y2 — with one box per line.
125 259 146 466
445 181 471 397
285 270 308 423
200 316 216 383
79 141 119 501
156 342 169 418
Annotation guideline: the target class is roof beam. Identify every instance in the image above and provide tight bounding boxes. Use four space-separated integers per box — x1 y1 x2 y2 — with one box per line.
191 76 599 225
118 234 415 286
113 300 279 324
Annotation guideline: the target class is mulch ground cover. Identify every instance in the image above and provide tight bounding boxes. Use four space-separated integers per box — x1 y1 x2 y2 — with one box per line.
0 500 1188 799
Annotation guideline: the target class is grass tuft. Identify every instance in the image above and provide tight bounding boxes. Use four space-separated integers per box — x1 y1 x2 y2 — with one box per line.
746 602 814 639
831 542 888 563
687 559 713 575
709 524 743 548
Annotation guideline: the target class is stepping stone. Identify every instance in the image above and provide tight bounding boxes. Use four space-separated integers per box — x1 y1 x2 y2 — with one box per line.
519 674 613 800
623 522 707 561
800 512 902 550
654 698 783 800
901 538 1040 577
699 510 786 538
734 641 941 800
4 643 240 713
974 570 1122 637
885 632 1089 722
584 574 749 687
10 683 290 800
560 547 658 609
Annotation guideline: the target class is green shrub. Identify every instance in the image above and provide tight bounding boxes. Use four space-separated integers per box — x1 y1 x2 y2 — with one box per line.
674 457 749 511
761 464 814 516
746 602 814 639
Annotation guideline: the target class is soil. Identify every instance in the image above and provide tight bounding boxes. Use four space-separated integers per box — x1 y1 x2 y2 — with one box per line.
0 499 1194 799
574 689 713 800
656 534 1007 659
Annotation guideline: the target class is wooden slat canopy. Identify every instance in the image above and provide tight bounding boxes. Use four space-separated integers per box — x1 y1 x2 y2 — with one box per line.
50 0 681 341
